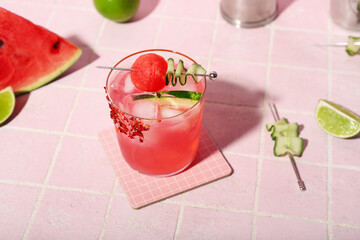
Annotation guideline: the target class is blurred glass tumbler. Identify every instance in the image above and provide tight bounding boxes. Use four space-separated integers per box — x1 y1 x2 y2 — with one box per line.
331 0 360 30
220 0 278 28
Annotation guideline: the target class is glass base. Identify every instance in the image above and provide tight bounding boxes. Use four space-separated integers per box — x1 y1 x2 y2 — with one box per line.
220 4 278 28
130 158 195 178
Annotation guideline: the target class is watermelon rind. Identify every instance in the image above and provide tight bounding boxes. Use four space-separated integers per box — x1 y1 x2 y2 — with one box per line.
15 48 82 94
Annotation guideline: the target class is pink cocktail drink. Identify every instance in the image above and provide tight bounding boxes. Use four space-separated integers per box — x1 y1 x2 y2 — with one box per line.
105 50 206 176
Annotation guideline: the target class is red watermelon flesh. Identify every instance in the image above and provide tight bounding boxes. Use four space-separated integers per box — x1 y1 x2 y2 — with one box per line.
0 7 82 94
130 53 167 92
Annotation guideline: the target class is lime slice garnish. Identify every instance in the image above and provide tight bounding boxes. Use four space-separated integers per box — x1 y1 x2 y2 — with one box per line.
315 99 360 138
0 86 15 125
156 97 198 109
132 90 203 101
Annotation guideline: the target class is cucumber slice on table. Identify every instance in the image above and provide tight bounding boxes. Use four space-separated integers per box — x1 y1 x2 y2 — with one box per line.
166 58 175 86
266 117 289 131
266 118 304 157
346 36 360 56
270 123 299 140
185 63 206 84
273 137 304 157
174 59 187 86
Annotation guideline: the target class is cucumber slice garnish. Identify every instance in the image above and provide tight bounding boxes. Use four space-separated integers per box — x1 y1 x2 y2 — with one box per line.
346 36 360 56
174 59 187 86
273 137 304 157
166 58 175 86
267 118 304 157
185 63 206 84
159 90 203 101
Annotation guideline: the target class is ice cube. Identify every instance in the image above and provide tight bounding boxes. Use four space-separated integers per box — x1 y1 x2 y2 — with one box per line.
160 107 183 118
131 99 157 119
110 72 138 94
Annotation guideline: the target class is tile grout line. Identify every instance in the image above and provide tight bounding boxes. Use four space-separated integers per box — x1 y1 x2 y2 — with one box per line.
326 17 334 240
22 7 96 236
152 0 167 49
206 4 220 71
22 0 62 237
43 0 60 29
172 194 186 240
250 20 276 240
91 18 115 240
98 178 119 240
21 0 62 237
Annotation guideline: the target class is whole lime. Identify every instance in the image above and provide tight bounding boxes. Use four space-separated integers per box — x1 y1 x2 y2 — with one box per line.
93 0 140 22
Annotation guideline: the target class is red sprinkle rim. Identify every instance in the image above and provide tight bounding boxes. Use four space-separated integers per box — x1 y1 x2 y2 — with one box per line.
105 88 150 143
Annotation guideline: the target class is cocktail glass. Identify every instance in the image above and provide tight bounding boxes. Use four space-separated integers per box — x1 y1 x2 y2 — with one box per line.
105 49 207 177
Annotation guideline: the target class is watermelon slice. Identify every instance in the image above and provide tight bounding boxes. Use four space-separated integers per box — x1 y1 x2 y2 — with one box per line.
0 7 82 94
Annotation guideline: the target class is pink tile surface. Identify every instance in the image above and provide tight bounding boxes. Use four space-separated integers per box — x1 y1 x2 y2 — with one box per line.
256 216 328 240
331 73 360 114
2 1 360 238
48 136 116 192
66 90 113 136
0 129 59 183
1 2 53 25
48 7 103 47
98 17 161 51
271 29 328 69
267 66 328 112
177 206 253 239
83 49 133 89
333 226 360 240
0 184 40 240
332 137 360 167
27 189 109 240
155 19 214 58
203 103 263 154
8 86 77 131
332 168 360 225
257 160 328 220
275 0 329 31
103 197 179 240
184 154 257 210
164 0 218 21
213 22 271 63
57 0 95 10
206 61 266 106
99 127 232 209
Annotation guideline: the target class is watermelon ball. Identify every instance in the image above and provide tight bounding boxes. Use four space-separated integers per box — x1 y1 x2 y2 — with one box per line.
130 53 167 92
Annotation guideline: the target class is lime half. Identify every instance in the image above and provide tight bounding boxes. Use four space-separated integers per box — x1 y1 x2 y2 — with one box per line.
315 99 360 138
0 86 15 125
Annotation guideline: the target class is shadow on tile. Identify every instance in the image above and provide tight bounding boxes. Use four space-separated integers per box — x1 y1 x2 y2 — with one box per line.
56 35 99 79
129 0 160 22
277 0 296 15
1 92 30 125
203 81 264 154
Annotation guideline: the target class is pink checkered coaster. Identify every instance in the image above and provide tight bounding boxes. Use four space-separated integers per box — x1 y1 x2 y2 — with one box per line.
98 127 233 209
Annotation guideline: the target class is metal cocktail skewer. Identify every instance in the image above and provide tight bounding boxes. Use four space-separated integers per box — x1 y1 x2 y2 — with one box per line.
96 66 218 80
315 42 360 47
268 103 306 191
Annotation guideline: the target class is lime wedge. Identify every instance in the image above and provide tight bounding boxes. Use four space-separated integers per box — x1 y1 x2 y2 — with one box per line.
0 86 15 125
315 99 360 138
